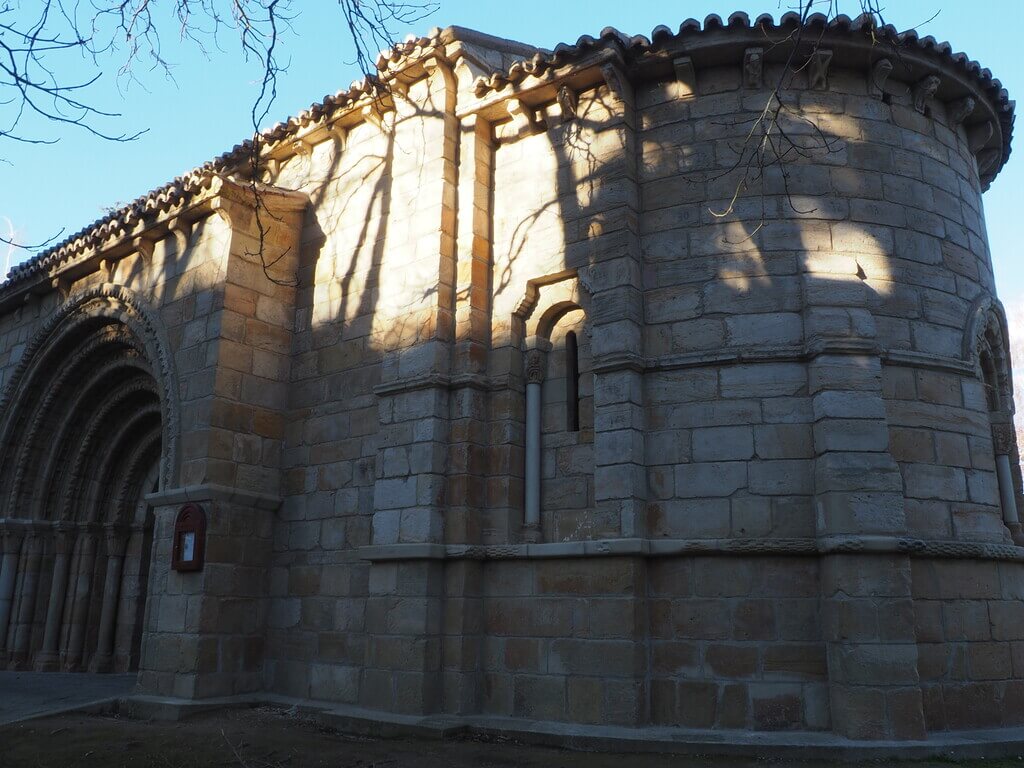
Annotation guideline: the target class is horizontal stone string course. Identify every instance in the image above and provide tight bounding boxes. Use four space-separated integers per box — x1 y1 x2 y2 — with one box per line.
358 537 1024 563
370 346 981 392
593 347 980 376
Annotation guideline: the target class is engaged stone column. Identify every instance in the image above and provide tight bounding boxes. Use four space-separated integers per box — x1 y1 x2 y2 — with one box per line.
33 524 75 671
63 527 99 671
88 526 128 673
992 424 1024 543
9 529 44 669
523 346 547 539
805 299 925 739
0 523 26 659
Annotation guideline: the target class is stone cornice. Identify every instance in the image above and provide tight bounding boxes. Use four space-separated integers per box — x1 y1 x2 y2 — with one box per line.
1 24 547 298
0 177 307 312
463 13 1012 188
144 483 282 511
360 535 1024 563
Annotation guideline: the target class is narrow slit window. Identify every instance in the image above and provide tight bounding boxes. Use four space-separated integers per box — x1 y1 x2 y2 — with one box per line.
981 349 1001 412
566 331 580 432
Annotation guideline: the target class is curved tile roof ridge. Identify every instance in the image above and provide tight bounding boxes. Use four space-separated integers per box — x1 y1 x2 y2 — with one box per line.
6 16 1015 291
4 27 449 288
468 12 1014 193
471 13 1011 107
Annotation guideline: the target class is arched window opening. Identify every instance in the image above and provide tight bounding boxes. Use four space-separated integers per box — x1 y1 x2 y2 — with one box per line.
981 349 1001 412
566 331 580 432
971 309 1024 545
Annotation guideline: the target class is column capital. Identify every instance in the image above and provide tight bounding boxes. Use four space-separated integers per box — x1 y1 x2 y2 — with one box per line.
102 524 130 556
993 423 1016 456
525 348 547 385
0 520 28 553
53 523 77 554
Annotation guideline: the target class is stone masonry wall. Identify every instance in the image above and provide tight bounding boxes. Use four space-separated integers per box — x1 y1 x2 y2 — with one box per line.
2 21 1021 741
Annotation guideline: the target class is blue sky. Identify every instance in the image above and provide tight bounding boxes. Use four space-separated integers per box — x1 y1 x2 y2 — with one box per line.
2 1 1022 308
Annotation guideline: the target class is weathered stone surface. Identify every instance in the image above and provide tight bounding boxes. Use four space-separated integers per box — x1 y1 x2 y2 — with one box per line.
0 14 1018 749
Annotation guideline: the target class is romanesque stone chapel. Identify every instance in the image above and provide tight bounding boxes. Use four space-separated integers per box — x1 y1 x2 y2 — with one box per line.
0 11 1021 744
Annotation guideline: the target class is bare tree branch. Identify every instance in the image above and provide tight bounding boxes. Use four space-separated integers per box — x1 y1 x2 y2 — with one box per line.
0 0 437 264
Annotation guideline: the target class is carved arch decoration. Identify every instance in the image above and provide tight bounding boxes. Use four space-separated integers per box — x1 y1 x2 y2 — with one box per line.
513 268 592 349
0 284 181 521
963 295 1013 414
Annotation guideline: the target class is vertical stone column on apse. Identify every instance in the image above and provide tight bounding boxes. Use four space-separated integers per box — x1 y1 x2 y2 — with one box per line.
440 103 494 713
365 58 457 716
579 61 648 726
804 249 925 738
586 62 647 541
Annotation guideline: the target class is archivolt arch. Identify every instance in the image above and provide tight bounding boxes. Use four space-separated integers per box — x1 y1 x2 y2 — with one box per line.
964 294 1013 412
0 284 176 673
514 269 591 345
0 283 180 502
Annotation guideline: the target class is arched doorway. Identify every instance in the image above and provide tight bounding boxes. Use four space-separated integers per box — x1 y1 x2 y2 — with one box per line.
0 286 178 673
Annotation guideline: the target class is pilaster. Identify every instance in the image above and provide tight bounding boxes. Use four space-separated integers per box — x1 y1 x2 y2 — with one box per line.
585 62 648 539
804 274 925 739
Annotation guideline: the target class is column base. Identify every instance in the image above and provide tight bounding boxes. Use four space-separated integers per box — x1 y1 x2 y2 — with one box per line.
1008 522 1024 547
88 653 114 674
7 651 30 670
521 524 541 543
33 651 61 672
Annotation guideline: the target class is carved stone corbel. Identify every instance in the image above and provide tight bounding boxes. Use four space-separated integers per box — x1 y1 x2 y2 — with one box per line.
361 103 392 132
290 139 312 157
327 123 348 149
262 157 281 182
98 258 115 282
167 216 192 256
132 236 155 265
913 75 941 114
870 58 893 98
948 96 976 128
968 120 994 153
506 98 542 134
601 63 633 105
977 148 1001 178
809 50 833 90
50 276 70 302
743 48 763 89
557 85 578 122
388 78 410 98
671 56 697 99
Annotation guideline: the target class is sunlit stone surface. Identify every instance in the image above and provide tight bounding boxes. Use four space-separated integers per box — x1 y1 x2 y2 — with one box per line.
0 14 1020 744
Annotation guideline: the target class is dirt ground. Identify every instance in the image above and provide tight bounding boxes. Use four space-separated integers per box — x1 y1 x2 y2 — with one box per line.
0 707 1018 768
